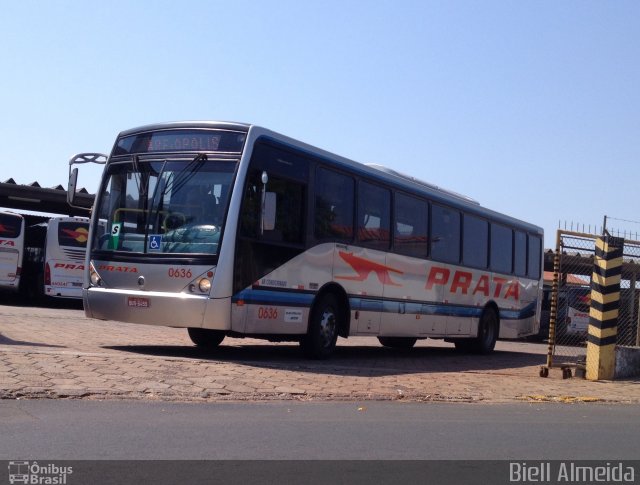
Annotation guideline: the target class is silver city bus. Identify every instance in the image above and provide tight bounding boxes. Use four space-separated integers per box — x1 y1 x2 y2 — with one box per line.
68 122 543 358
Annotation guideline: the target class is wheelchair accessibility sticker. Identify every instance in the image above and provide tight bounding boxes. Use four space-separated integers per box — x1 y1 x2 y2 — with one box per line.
148 235 163 251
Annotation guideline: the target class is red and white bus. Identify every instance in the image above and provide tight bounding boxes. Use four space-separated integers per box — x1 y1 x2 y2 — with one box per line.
68 122 544 358
0 211 25 292
44 217 90 298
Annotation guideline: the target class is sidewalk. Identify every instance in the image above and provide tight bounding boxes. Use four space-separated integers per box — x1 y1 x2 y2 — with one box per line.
0 303 638 403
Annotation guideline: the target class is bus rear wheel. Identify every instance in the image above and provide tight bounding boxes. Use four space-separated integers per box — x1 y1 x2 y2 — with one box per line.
301 293 340 359
377 337 417 349
454 308 498 354
187 328 225 349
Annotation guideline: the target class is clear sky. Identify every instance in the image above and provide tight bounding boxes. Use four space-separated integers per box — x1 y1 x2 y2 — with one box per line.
1 0 638 248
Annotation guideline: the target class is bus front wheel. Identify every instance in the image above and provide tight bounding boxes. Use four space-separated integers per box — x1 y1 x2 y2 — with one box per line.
187 328 225 349
301 293 340 359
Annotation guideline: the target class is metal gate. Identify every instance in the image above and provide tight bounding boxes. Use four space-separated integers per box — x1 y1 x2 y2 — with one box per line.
545 230 640 376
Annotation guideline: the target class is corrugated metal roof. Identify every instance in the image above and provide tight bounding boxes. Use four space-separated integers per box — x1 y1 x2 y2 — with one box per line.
0 178 93 216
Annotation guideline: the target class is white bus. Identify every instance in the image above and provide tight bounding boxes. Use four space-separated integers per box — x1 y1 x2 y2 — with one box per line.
44 217 90 298
22 216 89 299
68 122 544 358
0 211 25 292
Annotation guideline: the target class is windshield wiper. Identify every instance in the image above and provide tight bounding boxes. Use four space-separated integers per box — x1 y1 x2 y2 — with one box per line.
148 160 168 236
167 153 208 195
131 155 149 200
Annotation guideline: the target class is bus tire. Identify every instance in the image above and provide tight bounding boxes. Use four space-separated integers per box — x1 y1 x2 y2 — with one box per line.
454 307 498 354
301 293 340 359
377 337 417 349
187 328 225 349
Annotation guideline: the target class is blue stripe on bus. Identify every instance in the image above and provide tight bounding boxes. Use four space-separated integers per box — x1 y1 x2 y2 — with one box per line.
499 301 537 321
350 298 536 321
233 288 538 322
233 288 315 307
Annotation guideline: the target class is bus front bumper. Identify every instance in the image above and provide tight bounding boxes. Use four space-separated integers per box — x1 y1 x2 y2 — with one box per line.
84 287 220 328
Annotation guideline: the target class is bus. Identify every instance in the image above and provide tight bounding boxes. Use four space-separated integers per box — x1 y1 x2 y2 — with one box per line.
0 211 25 292
68 121 544 358
44 217 90 298
21 216 90 299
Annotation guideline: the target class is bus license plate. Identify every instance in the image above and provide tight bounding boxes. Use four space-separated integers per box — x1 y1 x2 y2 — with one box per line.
128 297 150 308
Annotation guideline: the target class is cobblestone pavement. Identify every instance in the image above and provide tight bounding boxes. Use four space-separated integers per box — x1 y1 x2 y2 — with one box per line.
0 302 638 403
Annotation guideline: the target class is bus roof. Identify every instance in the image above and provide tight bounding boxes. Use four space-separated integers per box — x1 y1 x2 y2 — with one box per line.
0 210 24 219
117 121 251 138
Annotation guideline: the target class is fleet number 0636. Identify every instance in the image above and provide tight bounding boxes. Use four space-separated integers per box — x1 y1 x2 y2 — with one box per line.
168 268 193 278
258 307 278 319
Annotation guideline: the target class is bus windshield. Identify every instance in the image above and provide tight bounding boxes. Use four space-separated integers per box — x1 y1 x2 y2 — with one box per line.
92 156 237 257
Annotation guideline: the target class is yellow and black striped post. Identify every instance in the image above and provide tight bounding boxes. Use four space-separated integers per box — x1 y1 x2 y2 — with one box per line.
586 235 624 381
545 232 562 371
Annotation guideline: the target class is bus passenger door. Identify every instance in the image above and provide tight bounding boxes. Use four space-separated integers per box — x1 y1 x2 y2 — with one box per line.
233 141 310 334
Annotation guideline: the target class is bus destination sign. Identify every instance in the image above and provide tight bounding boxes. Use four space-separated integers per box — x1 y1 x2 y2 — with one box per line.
114 129 246 155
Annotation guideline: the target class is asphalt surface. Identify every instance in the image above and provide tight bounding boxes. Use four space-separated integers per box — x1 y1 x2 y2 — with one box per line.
1 301 639 404
2 400 640 460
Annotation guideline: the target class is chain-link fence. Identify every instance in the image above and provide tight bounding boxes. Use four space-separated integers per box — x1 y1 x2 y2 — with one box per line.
619 241 640 347
548 230 640 369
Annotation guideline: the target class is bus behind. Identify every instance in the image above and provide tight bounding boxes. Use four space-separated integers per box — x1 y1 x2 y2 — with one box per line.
0 211 25 292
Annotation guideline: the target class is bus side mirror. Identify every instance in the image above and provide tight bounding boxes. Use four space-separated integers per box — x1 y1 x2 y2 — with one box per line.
68 167 79 206
262 192 276 232
67 152 107 210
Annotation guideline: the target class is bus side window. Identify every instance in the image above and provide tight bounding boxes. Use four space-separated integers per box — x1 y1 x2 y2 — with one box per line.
314 168 354 241
462 214 488 269
357 181 390 250
394 193 428 259
490 223 513 274
527 234 542 278
514 230 527 277
431 205 460 264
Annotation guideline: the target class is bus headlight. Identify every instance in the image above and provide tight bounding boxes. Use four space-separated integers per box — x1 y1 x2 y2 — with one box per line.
89 263 102 287
198 278 211 293
189 278 211 294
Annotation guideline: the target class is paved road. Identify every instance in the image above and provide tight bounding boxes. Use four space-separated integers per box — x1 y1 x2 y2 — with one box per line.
2 400 640 460
1 302 639 403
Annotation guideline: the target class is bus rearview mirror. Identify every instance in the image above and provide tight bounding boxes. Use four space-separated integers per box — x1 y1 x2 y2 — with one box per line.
68 167 78 206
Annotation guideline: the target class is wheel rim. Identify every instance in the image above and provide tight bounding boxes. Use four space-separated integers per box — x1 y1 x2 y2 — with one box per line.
318 306 337 347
